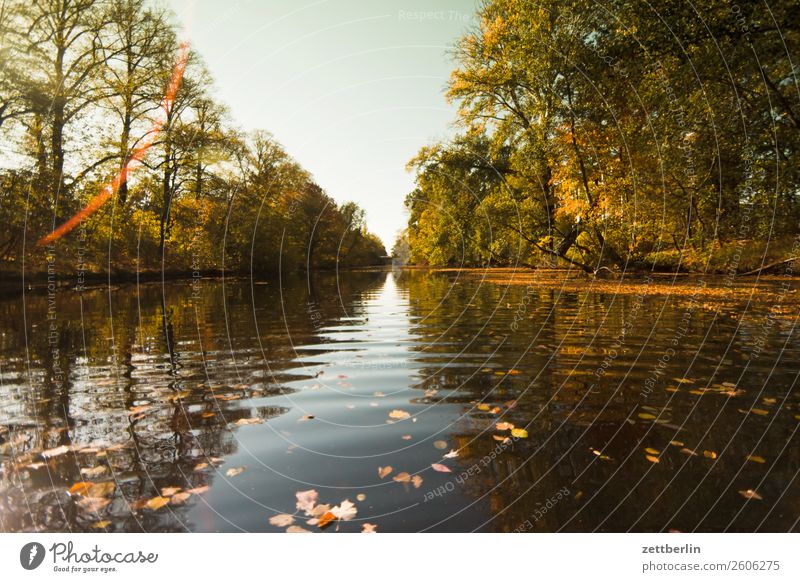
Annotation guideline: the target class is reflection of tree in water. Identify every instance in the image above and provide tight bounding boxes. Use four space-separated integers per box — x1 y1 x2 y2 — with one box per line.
0 271 384 531
396 271 800 532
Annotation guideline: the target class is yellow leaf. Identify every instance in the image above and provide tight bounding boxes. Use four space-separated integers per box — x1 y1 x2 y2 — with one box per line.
645 454 660 464
751 408 769 416
477 404 490 411
644 447 660 455
511 428 528 438
92 520 111 529
378 466 393 479
703 450 717 459
145 496 170 511
637 413 656 420
393 472 411 483
225 466 246 477
746 455 766 464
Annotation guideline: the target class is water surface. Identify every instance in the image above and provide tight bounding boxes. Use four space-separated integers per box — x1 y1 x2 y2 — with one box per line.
1 269 798 532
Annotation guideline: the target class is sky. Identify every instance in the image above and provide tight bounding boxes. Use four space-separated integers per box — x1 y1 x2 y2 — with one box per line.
166 0 478 250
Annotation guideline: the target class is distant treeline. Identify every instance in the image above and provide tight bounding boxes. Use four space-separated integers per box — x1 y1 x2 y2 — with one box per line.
0 0 386 278
398 0 799 273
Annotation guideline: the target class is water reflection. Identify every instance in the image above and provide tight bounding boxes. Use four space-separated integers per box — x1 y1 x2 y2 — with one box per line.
1 269 798 532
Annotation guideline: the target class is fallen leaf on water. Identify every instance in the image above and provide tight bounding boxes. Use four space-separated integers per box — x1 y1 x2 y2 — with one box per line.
170 492 192 505
508 369 521 375
362 523 377 533
88 482 115 497
670 440 685 447
299 414 315 422
433 440 448 450
193 462 209 471
286 525 311 533
378 466 393 479
746 455 766 464
161 487 181 497
751 408 770 416
645 455 660 464
234 417 264 426
511 428 528 439
317 512 336 528
186 485 209 495
78 497 110 513
739 489 763 500
477 404 491 411
296 489 318 515
637 413 657 420
80 466 107 478
411 475 423 489
703 450 717 459
644 448 660 455
331 500 357 521
92 521 111 529
42 445 72 458
496 422 515 431
225 467 246 477
145 496 170 511
493 435 511 444
443 449 459 459
388 410 410 420
393 472 411 483
680 448 698 456
69 482 92 496
269 514 295 527
431 463 451 473
763 397 777 405
401 435 412 440
356 493 366 501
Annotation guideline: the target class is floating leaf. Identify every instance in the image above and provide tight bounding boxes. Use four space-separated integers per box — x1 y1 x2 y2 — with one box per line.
645 455 660 464
296 489 319 515
317 511 336 528
508 369 521 375
433 440 448 450
411 475 423 489
42 445 72 458
431 463 451 473
331 500 357 521
80 466 107 478
88 482 115 497
739 489 763 500
493 435 511 444
92 521 111 529
234 417 264 426
388 410 410 420
193 462 209 471
443 449 459 459
496 422 515 431
78 497 110 513
703 450 717 459
170 492 192 505
477 404 490 411
510 428 528 439
356 493 366 501
269 514 295 527
393 472 411 483
401 435 412 440
225 466 246 477
69 482 92 496
186 485 209 495
299 414 315 421
145 496 170 511
669 440 685 447
637 413 656 420
286 525 311 533
746 455 766 464
161 487 181 497
644 447 660 455
750 408 770 416
362 523 377 533
378 466 393 479
680 448 698 456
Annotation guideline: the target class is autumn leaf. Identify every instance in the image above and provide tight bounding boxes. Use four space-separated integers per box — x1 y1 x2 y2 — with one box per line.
680 448 698 456
186 485 209 495
88 482 115 497
477 404 490 411
739 489 763 500
433 440 448 450
703 450 717 459
145 496 170 511
637 413 656 420
393 472 411 483
362 523 377 533
69 482 92 496
296 489 319 515
170 492 192 505
356 493 366 501
317 512 336 528
495 422 514 431
194 462 209 471
746 455 766 464
92 521 111 529
42 445 72 458
331 499 357 521
493 435 511 444
411 475 423 489
443 449 459 459
388 410 411 420
644 447 660 455
234 417 264 426
750 408 770 416
431 463 451 473
511 428 528 438
378 466 393 479
299 414 315 421
269 514 295 527
286 525 311 533
161 487 181 497
225 466 246 477
401 435 412 440
80 466 107 478
670 440 685 447
645 455 660 464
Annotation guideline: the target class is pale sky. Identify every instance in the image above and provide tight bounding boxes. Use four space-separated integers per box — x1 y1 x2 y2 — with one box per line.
166 0 478 250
